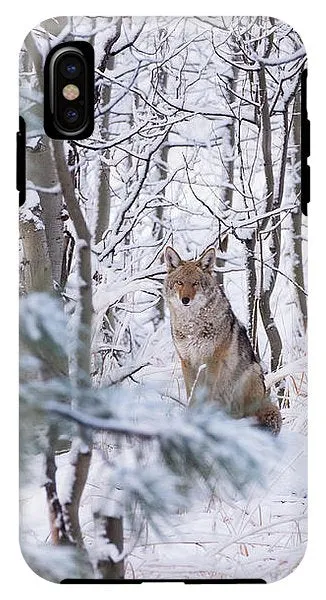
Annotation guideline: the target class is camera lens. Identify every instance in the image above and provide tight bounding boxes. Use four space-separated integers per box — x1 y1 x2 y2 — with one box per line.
64 107 79 123
60 57 81 79
66 64 77 75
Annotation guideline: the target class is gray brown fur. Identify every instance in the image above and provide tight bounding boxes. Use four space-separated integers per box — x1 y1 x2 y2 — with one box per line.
164 246 281 435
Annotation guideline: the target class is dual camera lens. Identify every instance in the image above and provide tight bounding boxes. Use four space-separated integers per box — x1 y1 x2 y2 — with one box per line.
44 42 94 138
58 54 82 127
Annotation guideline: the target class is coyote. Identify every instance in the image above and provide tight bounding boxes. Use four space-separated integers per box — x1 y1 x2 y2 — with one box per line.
164 246 281 435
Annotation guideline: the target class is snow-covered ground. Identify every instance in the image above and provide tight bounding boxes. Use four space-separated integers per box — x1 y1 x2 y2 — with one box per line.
20 359 307 583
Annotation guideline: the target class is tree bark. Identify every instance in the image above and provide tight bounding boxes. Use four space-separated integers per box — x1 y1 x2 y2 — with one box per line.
52 139 93 553
95 513 124 579
153 155 167 327
216 66 236 287
257 54 283 371
94 18 122 244
245 236 258 349
44 426 72 545
20 216 52 293
26 143 66 286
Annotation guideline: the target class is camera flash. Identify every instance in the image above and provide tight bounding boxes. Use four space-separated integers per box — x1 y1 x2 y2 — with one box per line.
62 84 80 101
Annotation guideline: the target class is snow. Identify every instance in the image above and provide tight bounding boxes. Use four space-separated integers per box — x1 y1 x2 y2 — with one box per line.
20 423 307 582
19 190 44 230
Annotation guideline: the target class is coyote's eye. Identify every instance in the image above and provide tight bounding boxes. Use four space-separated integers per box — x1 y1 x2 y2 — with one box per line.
176 280 183 286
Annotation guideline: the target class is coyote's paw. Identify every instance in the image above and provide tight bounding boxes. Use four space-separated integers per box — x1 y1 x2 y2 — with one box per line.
255 402 282 436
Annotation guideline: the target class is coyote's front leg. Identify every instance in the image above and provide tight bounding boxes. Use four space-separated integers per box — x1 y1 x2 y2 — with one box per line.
180 359 195 399
181 359 209 406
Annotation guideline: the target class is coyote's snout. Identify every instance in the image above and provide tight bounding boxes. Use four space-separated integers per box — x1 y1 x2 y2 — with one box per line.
164 246 281 435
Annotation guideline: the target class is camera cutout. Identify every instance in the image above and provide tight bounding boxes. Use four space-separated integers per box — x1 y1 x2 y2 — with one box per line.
44 42 94 139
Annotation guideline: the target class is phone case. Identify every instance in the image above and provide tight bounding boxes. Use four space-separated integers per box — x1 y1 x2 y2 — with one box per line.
19 16 308 583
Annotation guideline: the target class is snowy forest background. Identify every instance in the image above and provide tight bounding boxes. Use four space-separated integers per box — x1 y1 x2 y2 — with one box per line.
19 16 307 582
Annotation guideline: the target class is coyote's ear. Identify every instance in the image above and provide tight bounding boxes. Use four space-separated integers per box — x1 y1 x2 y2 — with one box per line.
165 247 182 271
197 247 216 272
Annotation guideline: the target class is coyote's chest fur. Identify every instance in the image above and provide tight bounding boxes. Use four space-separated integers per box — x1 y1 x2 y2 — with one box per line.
169 299 241 412
171 305 224 368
